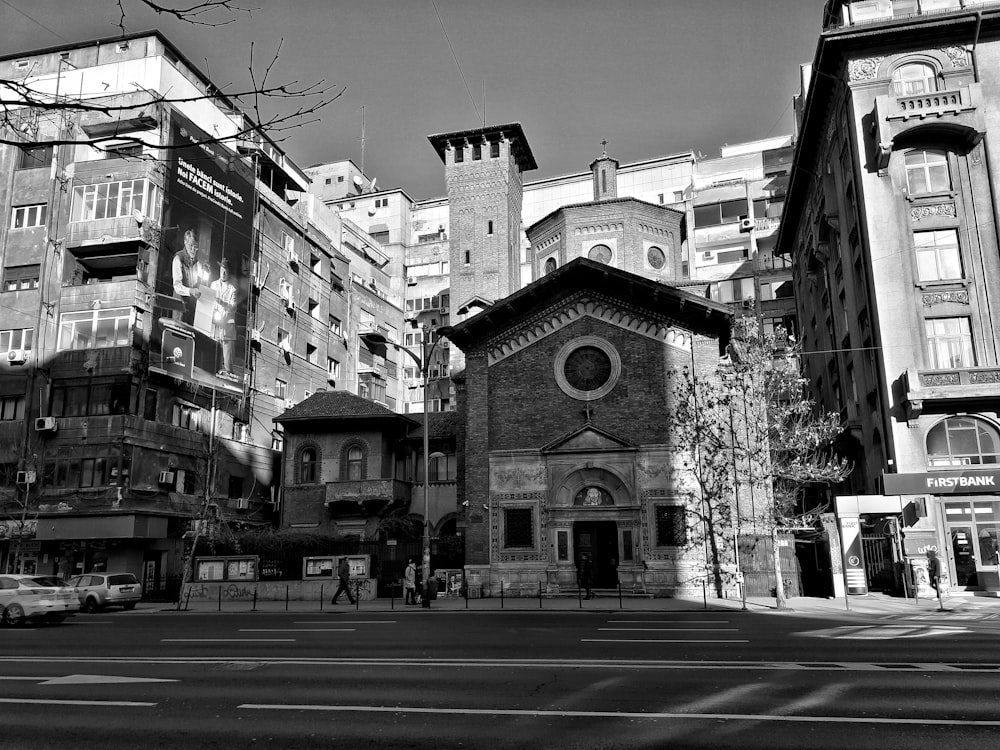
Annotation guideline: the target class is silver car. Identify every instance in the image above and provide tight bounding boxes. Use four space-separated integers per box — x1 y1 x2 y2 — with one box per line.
0 575 77 625
69 573 143 612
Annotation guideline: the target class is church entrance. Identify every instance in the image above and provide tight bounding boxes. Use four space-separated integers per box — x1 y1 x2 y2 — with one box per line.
574 521 619 588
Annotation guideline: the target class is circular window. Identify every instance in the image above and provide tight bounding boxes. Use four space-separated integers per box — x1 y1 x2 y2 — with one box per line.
647 246 665 270
554 336 621 401
588 244 612 264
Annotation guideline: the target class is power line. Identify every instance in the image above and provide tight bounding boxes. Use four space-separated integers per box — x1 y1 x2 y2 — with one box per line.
0 0 70 43
430 0 481 126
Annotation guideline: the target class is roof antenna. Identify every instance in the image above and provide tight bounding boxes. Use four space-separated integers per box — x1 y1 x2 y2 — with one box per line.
483 79 486 128
360 105 366 178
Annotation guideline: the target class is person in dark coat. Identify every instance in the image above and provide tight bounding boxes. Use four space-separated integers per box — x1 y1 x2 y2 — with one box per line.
578 554 594 599
331 557 356 605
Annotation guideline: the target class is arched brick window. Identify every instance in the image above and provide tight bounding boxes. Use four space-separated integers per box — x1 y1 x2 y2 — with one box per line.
927 416 1000 467
340 440 368 480
298 445 319 483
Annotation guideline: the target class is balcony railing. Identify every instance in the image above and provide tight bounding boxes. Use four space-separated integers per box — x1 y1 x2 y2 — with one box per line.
835 0 1000 29
894 87 972 120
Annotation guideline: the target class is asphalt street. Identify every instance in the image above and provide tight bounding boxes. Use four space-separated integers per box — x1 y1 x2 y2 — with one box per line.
1 604 999 749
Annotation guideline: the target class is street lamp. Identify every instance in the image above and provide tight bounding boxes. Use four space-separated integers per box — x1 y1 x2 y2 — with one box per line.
360 326 449 608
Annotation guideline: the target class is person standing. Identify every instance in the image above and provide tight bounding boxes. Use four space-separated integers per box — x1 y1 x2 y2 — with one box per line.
403 557 417 605
331 557 356 605
171 228 210 326
578 554 594 600
210 258 237 379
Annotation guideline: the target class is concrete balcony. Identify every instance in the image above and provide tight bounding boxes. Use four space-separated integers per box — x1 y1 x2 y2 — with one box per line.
324 478 412 516
902 366 1000 419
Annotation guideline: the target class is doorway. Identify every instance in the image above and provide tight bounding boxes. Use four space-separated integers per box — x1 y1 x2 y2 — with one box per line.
574 521 619 587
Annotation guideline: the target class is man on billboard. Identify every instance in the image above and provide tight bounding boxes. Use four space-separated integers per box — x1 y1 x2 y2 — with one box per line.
171 228 211 326
210 258 238 380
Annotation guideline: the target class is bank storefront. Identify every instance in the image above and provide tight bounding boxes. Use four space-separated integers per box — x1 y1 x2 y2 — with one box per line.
884 470 1000 592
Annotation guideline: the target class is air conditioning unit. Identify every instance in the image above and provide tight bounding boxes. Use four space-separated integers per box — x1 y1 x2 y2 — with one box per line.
234 498 250 510
285 296 296 312
285 398 295 409
279 338 292 354
7 349 27 365
439 307 448 315
406 277 417 286
35 417 57 432
16 470 36 485
249 329 261 343
739 217 755 233
157 470 175 485
286 249 299 266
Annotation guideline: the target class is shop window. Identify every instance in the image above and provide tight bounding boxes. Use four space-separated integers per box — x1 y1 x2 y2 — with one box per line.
927 416 1000 467
503 508 534 548
925 317 974 369
654 504 687 546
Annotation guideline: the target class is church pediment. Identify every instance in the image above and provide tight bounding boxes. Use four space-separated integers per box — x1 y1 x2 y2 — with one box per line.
542 424 636 453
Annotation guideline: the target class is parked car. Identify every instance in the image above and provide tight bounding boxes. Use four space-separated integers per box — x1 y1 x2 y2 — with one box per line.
0 575 77 626
68 573 142 612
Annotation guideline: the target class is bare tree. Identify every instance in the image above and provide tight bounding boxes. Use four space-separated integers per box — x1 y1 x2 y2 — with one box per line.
1 0 343 152
669 316 852 609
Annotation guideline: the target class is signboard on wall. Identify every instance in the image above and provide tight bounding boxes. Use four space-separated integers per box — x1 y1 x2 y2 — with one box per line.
150 110 254 394
883 470 1000 495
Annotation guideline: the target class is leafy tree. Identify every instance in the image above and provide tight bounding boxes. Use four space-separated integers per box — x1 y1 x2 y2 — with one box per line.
668 316 851 608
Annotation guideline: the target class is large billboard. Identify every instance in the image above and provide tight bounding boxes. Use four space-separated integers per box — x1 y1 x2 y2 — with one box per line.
151 111 254 394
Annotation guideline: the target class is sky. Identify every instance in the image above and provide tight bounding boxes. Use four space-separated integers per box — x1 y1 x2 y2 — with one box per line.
1 0 826 199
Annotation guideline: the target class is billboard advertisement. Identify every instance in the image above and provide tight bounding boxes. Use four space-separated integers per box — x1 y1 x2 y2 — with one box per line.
151 111 254 394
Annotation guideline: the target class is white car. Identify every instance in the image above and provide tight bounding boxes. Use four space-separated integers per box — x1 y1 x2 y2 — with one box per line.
0 575 77 626
68 573 142 612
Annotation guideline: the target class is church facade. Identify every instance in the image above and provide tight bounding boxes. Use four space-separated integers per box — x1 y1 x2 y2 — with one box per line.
445 258 734 596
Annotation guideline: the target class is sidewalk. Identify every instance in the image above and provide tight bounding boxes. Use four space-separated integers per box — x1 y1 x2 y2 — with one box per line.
135 590 1000 620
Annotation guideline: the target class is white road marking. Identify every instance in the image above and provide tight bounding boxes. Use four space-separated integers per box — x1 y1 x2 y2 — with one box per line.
582 639 749 643
237 703 1000 726
0 698 155 707
606 620 729 624
239 629 355 633
0 675 176 686
598 628 739 632
160 638 296 642
293 621 396 625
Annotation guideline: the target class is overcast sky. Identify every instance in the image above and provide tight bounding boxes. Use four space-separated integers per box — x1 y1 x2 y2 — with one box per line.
2 0 825 198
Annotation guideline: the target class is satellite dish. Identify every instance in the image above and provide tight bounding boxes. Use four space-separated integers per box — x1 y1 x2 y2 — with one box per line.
352 175 363 187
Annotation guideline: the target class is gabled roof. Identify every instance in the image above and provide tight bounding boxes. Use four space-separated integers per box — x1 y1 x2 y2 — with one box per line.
541 423 636 453
274 390 417 427
443 257 732 351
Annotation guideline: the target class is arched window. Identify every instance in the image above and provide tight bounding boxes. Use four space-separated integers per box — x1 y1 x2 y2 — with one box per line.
905 149 950 195
347 446 364 480
300 447 318 483
927 416 1000 467
892 62 937 97
544 257 557 274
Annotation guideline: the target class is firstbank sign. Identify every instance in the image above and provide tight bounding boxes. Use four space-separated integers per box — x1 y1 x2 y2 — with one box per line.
883 470 1000 495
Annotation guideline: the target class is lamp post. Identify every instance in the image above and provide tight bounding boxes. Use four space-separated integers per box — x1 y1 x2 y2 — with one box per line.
361 326 447 607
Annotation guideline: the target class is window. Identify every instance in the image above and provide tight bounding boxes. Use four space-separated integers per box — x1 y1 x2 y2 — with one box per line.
52 382 130 417
329 315 342 336
544 258 557 274
71 179 158 223
172 403 201 431
11 204 46 229
892 62 937 96
925 317 974 369
80 458 109 488
58 308 131 350
338 175 345 183
588 244 612 263
504 508 534 548
327 357 340 380
472 143 482 161
308 298 319 319
915 229 962 282
487 220 493 235
0 328 33 352
347 446 363 480
18 144 52 169
905 150 950 195
306 343 318 365
228 475 245 499
300 447 318 482
274 378 287 398
3 265 40 291
655 504 687 546
428 453 456 481
0 396 25 421
693 199 748 228
325 177 332 185
105 143 143 159
490 141 500 158
271 433 284 452
311 254 322 274
927 416 1000 467
454 146 464 163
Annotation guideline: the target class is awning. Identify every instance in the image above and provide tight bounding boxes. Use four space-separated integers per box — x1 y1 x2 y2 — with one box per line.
35 514 169 541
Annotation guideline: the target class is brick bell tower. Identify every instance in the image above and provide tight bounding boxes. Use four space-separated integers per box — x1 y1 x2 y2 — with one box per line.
428 124 537 318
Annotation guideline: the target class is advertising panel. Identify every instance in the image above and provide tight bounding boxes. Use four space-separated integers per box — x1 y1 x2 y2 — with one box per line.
151 111 254 394
883 470 1000 495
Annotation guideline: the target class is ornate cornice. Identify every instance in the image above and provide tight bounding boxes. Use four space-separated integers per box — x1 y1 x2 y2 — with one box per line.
922 289 969 307
849 56 885 82
910 202 956 221
486 297 693 365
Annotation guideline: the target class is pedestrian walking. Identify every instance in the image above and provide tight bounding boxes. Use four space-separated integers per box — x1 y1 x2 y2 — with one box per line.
403 557 417 605
927 549 944 610
331 557 356 605
578 554 594 599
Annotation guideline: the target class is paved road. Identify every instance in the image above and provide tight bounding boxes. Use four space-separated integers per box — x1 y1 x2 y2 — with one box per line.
1 607 998 749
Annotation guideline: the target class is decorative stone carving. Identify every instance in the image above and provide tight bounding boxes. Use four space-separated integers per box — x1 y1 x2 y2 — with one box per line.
491 465 546 490
920 372 960 387
848 56 885 82
910 203 956 221
921 290 969 307
942 46 969 68
970 370 1000 384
